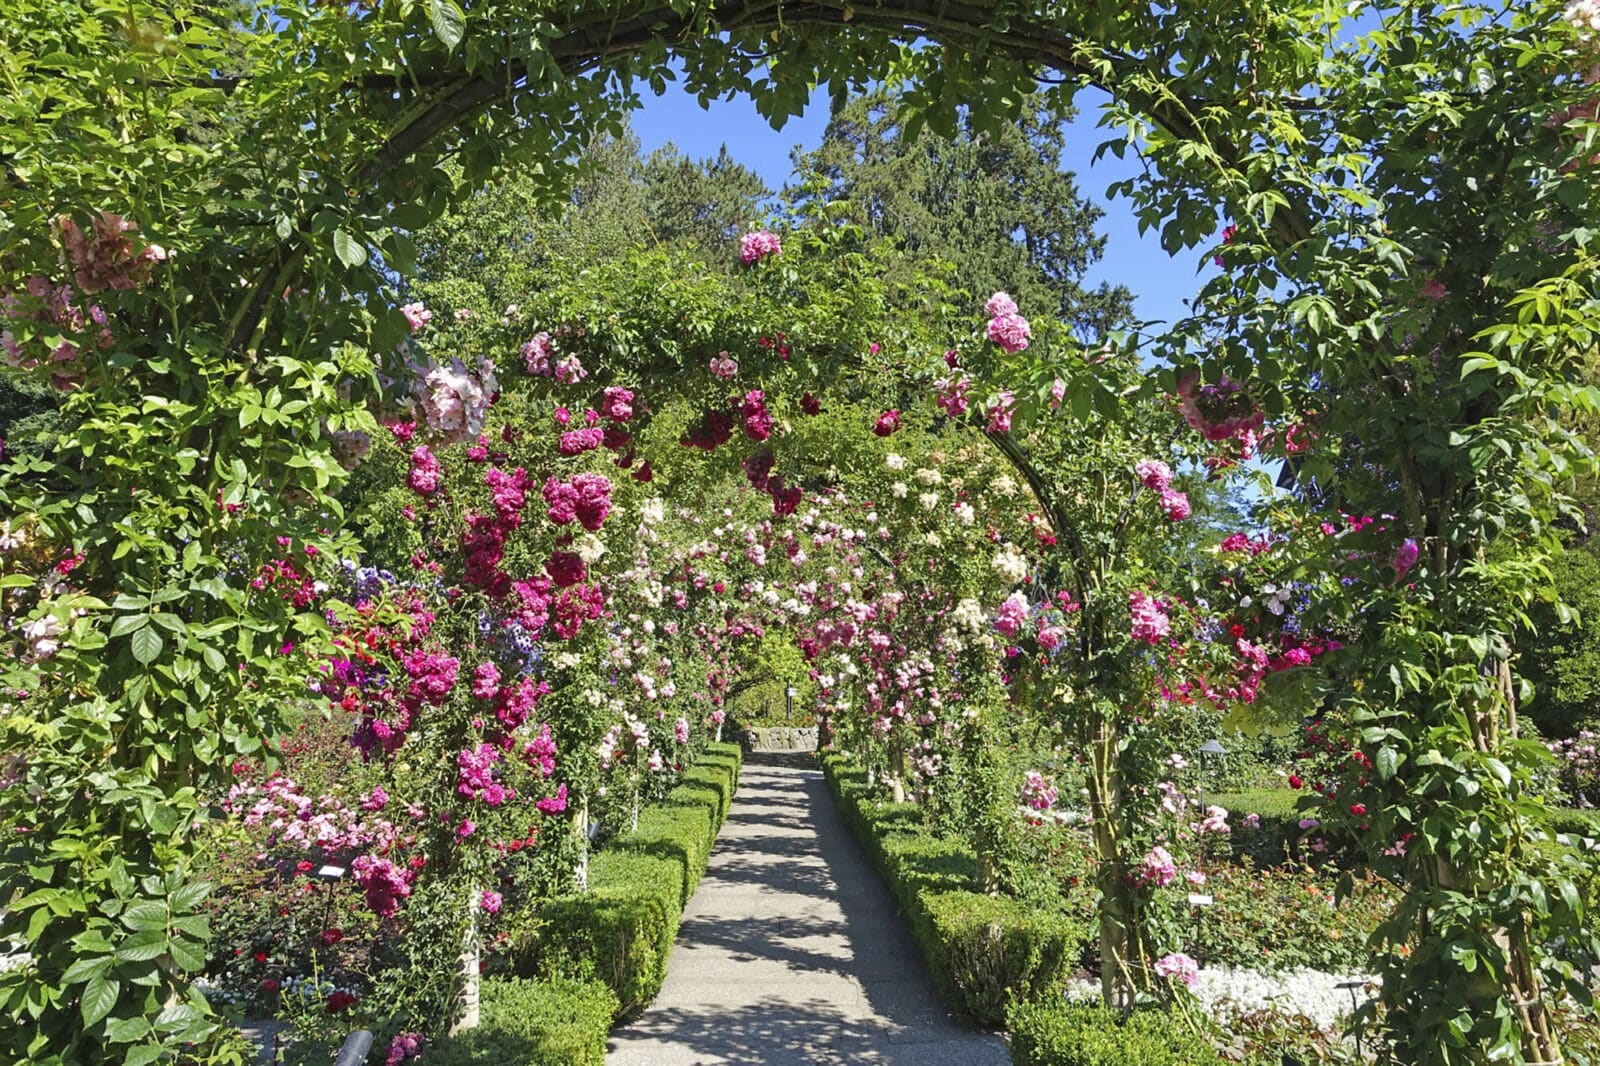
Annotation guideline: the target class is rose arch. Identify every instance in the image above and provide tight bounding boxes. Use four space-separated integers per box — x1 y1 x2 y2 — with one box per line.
3 1 1599 1062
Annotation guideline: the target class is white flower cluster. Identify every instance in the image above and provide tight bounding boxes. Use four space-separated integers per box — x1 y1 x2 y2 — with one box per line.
418 357 497 444
992 544 1029 583
951 598 988 633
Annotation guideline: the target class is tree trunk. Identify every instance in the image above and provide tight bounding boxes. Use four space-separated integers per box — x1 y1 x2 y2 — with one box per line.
1086 699 1143 1010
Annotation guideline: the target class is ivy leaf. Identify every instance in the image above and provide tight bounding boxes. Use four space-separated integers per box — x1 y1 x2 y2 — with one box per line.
428 0 466 50
332 229 367 269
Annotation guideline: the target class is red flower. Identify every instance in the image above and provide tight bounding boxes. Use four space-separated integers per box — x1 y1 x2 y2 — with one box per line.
800 392 822 415
296 860 313 873
320 928 344 946
1349 803 1368 816
1288 774 1303 789
260 978 279 993
253 951 269 964
872 409 901 437
325 990 359 1014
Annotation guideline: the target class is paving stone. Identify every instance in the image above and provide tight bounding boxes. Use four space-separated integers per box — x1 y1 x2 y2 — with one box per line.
608 756 1008 1065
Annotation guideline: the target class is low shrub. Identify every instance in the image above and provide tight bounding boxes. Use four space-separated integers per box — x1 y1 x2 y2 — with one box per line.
422 976 619 1066
822 753 1090 1026
1006 1000 1229 1066
523 742 741 1017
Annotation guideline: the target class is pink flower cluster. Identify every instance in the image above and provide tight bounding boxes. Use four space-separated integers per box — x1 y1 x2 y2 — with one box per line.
1129 591 1171 645
1135 459 1172 491
1391 537 1420 580
559 426 604 455
385 1032 424 1065
524 722 558 777
542 473 613 530
522 331 555 375
743 390 774 441
602 386 634 422
400 302 432 333
1 276 114 390
1153 951 1199 989
1219 532 1272 555
934 375 972 417
407 445 443 496
740 230 782 264
352 854 415 918
1137 845 1178 887
536 782 569 815
457 743 514 806
57 211 166 293
985 292 1032 354
994 592 1029 638
1175 371 1264 445
1159 490 1191 522
419 358 498 445
986 390 1016 434
1020 770 1058 811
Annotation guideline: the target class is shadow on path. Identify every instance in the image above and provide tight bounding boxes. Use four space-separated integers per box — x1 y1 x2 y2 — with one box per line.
607 753 1009 1065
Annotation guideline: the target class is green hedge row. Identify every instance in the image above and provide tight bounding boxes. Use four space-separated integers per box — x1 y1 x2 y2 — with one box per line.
422 976 619 1066
820 753 1089 1026
1007 1000 1228 1066
523 742 743 1018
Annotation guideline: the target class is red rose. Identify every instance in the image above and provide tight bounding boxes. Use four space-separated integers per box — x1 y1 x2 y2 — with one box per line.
1350 803 1368 816
260 978 279 993
320 928 344 946
253 951 269 964
1288 774 1303 789
296 860 313 873
872 409 901 437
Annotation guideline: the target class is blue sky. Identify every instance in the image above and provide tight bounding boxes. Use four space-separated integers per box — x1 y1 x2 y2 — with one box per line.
630 83 1207 335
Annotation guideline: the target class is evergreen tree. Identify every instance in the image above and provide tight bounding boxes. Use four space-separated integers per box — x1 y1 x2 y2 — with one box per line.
785 89 1132 338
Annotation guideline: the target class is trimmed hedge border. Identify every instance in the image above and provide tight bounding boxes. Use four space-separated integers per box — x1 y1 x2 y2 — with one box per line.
820 753 1089 1027
524 741 743 1018
1007 1000 1228 1066
422 975 620 1066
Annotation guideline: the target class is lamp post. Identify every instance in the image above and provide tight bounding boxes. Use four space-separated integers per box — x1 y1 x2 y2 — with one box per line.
785 685 796 722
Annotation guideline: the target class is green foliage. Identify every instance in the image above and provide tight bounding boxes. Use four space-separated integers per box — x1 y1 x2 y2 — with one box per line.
1521 536 1600 737
420 976 619 1066
525 743 740 1017
786 89 1132 336
823 754 1090 1025
1006 1001 1229 1066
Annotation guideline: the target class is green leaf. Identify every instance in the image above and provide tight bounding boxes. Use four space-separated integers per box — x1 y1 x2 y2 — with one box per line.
81 975 119 1028
59 956 112 986
115 928 169 963
109 615 149 639
103 1016 150 1044
120 901 167 932
130 626 164 665
428 0 466 49
124 1044 164 1066
1376 746 1402 781
332 229 367 269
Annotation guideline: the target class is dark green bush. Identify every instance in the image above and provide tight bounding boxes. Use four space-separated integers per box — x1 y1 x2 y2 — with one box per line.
422 976 619 1066
1006 1000 1228 1066
922 891 1086 1021
822 753 1090 1026
524 742 741 1017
